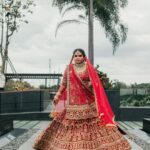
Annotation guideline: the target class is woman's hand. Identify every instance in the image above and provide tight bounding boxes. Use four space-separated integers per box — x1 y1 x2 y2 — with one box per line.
53 97 59 105
53 92 61 105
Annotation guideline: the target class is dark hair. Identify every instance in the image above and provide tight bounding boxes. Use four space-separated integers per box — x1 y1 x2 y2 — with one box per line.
70 48 86 64
73 48 86 57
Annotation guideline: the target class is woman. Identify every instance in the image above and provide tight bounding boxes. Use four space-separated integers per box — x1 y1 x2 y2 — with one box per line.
33 49 131 150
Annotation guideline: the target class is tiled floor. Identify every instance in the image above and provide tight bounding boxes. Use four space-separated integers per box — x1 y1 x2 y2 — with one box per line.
0 120 146 150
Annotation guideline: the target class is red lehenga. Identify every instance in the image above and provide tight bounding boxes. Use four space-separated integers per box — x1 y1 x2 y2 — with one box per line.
33 59 131 150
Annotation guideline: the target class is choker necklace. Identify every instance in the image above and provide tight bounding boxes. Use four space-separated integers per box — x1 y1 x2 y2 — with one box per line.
74 62 86 73
74 62 85 67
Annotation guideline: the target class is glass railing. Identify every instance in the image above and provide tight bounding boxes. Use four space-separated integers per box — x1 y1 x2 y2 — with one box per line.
120 88 150 107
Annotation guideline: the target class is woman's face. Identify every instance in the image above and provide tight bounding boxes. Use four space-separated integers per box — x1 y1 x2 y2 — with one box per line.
73 51 84 64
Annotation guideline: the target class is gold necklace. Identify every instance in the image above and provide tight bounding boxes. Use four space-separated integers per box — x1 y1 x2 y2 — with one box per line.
74 62 86 73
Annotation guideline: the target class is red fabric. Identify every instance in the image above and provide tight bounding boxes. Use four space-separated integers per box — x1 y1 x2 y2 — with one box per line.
85 57 117 126
68 64 95 105
56 64 95 105
59 90 67 102
53 58 117 126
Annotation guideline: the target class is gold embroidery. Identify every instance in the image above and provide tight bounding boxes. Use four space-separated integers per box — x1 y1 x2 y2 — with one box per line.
33 115 131 150
33 64 131 150
74 61 86 73
66 102 98 120
73 64 94 94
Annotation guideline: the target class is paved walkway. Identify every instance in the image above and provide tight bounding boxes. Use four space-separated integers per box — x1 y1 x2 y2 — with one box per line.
18 122 143 150
0 120 146 150
18 121 49 150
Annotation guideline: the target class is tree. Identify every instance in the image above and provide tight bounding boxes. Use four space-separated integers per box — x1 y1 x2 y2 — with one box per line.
52 0 128 64
96 64 113 89
0 0 35 73
111 79 128 90
5 79 34 91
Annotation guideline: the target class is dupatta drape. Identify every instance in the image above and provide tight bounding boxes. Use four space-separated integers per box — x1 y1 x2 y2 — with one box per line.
51 58 117 127
85 57 117 126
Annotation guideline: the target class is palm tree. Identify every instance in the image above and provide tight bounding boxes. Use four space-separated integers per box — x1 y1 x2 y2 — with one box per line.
52 0 128 65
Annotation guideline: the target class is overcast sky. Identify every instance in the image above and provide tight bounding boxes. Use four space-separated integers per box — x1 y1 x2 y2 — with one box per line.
6 0 150 86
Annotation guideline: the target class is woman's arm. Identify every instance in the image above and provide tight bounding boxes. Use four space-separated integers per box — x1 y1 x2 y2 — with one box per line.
53 67 67 105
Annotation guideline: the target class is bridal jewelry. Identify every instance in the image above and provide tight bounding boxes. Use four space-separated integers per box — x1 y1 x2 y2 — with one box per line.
74 62 86 73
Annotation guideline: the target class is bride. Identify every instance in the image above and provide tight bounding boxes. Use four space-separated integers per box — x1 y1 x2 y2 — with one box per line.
33 48 131 150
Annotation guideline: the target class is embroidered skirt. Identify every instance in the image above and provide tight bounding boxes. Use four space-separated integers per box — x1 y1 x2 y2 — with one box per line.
32 108 131 150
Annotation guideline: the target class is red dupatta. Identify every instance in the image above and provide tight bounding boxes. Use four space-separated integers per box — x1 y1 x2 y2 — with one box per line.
85 57 117 126
51 57 117 127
